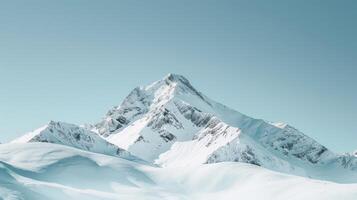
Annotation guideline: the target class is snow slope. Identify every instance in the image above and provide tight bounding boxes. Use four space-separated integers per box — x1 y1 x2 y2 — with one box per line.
0 143 356 200
11 121 136 160
92 74 357 182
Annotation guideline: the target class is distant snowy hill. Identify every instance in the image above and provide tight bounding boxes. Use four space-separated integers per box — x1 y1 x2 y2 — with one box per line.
1 143 356 200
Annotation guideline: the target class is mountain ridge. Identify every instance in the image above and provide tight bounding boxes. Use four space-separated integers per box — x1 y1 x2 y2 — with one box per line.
10 120 137 161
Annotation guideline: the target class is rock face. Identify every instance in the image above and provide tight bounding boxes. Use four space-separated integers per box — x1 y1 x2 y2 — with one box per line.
11 121 135 160
91 74 357 181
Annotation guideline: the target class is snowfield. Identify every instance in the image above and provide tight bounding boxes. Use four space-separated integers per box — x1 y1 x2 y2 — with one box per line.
0 143 356 200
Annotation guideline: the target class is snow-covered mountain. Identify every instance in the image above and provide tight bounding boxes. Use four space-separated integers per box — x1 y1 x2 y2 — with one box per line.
8 74 357 184
2 73 357 199
11 121 136 160
90 74 357 182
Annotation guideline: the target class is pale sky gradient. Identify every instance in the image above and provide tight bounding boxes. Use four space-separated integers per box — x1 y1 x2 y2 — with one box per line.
0 0 356 153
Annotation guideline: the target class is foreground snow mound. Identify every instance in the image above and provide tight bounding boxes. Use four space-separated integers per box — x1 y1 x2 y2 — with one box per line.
0 143 356 200
92 74 357 182
11 121 135 160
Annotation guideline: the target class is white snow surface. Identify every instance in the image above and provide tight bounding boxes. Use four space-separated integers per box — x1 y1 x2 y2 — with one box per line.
0 143 356 200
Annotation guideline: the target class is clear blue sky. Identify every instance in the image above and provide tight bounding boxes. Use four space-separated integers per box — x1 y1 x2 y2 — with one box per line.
0 0 356 153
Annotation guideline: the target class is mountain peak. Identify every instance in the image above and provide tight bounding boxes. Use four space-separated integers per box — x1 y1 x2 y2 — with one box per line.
163 73 189 83
162 73 210 104
143 73 190 91
152 73 195 92
48 120 65 126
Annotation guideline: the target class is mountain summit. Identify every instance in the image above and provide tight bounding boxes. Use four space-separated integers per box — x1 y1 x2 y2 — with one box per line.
11 74 357 183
